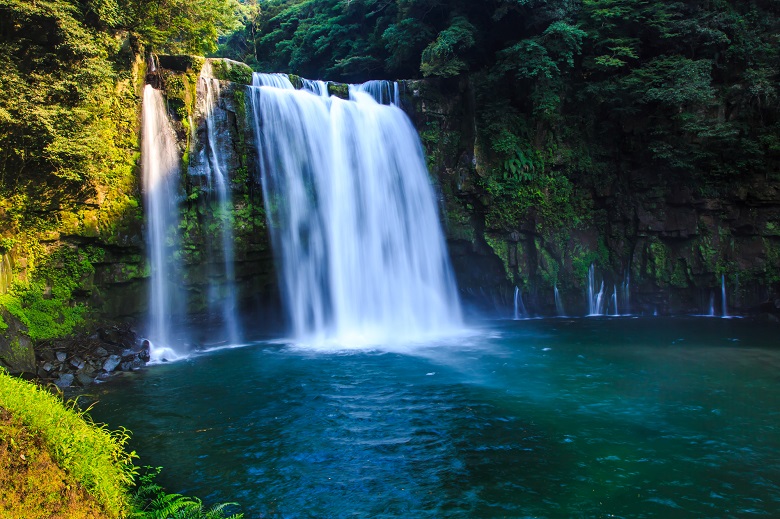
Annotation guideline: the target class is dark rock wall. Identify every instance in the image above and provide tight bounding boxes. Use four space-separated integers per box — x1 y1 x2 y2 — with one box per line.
404 77 780 317
152 59 279 330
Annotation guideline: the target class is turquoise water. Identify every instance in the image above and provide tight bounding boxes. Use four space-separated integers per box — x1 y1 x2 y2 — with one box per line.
89 317 780 518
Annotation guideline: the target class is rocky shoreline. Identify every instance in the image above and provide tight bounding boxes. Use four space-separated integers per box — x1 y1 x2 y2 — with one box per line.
34 326 150 389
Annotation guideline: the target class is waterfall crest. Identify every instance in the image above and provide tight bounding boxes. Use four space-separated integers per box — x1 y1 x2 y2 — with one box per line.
249 73 462 345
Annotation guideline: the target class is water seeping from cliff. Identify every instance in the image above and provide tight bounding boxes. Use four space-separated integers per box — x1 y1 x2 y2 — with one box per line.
722 275 729 318
554 284 566 316
141 85 186 361
587 264 605 316
248 73 462 345
196 75 241 344
513 286 527 320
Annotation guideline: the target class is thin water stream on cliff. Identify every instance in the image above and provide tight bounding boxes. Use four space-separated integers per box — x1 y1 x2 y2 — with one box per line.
91 317 780 518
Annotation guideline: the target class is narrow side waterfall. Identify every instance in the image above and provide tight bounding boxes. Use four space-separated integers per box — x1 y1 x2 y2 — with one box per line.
142 85 185 360
611 285 619 316
722 275 729 318
622 272 630 315
587 264 605 316
249 73 462 344
513 287 528 320
198 76 240 343
709 291 716 316
554 284 566 316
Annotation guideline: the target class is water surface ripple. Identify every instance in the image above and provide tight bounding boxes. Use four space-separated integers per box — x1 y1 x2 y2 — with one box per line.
90 318 780 518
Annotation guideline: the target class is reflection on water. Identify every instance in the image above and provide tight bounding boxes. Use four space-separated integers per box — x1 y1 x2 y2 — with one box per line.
89 317 780 517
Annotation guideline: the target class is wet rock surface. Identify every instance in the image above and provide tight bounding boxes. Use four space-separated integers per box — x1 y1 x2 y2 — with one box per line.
35 325 150 387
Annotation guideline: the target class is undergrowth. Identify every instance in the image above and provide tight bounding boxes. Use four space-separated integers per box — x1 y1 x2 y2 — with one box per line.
0 369 243 518
0 369 136 516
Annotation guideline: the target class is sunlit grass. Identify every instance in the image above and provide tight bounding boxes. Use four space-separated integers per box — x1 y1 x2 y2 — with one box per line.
0 368 136 517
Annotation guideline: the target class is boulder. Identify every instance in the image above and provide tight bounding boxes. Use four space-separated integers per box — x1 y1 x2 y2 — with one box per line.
77 373 95 386
103 355 121 372
0 309 36 374
54 374 74 389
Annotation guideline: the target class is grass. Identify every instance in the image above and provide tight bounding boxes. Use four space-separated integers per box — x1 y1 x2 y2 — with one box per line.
0 407 108 518
0 368 243 518
0 369 136 517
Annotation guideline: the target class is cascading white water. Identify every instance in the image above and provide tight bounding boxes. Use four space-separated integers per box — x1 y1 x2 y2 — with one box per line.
709 291 716 316
249 73 462 345
301 78 329 97
199 76 241 344
513 286 527 320
142 85 185 361
722 275 729 318
350 80 400 106
622 272 630 315
554 284 566 316
254 73 295 89
611 285 619 316
588 264 605 316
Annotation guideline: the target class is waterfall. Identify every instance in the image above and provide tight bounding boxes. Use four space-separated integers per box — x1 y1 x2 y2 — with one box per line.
513 287 527 320
554 284 565 316
301 78 329 97
142 85 185 361
709 291 715 316
587 264 605 316
253 73 295 89
622 272 630 315
722 275 729 318
611 285 619 316
350 80 400 106
198 76 241 344
249 73 461 345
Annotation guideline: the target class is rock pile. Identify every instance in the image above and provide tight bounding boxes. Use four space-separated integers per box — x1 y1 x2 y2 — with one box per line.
35 326 150 389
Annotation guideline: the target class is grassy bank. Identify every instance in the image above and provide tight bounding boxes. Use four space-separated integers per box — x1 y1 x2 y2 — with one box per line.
0 369 242 518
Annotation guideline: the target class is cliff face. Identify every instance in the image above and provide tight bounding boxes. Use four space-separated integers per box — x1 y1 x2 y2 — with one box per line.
4 55 779 374
405 77 780 317
145 57 279 331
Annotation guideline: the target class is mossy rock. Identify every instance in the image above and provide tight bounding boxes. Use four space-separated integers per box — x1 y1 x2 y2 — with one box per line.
157 55 205 74
328 83 349 99
208 59 254 85
0 309 35 374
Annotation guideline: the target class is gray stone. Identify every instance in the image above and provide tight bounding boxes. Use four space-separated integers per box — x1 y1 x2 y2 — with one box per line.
95 347 109 357
56 351 67 362
54 374 74 388
77 373 95 386
42 362 53 372
70 357 85 370
121 348 137 359
103 355 121 372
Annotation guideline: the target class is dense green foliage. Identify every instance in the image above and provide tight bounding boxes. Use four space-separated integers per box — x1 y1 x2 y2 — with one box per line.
221 0 780 287
0 0 240 337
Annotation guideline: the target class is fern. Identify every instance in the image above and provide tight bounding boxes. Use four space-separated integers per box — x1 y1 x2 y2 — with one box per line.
132 467 243 519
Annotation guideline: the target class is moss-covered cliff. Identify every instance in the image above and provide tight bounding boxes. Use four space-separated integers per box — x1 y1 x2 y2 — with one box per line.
406 76 780 317
145 57 277 330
